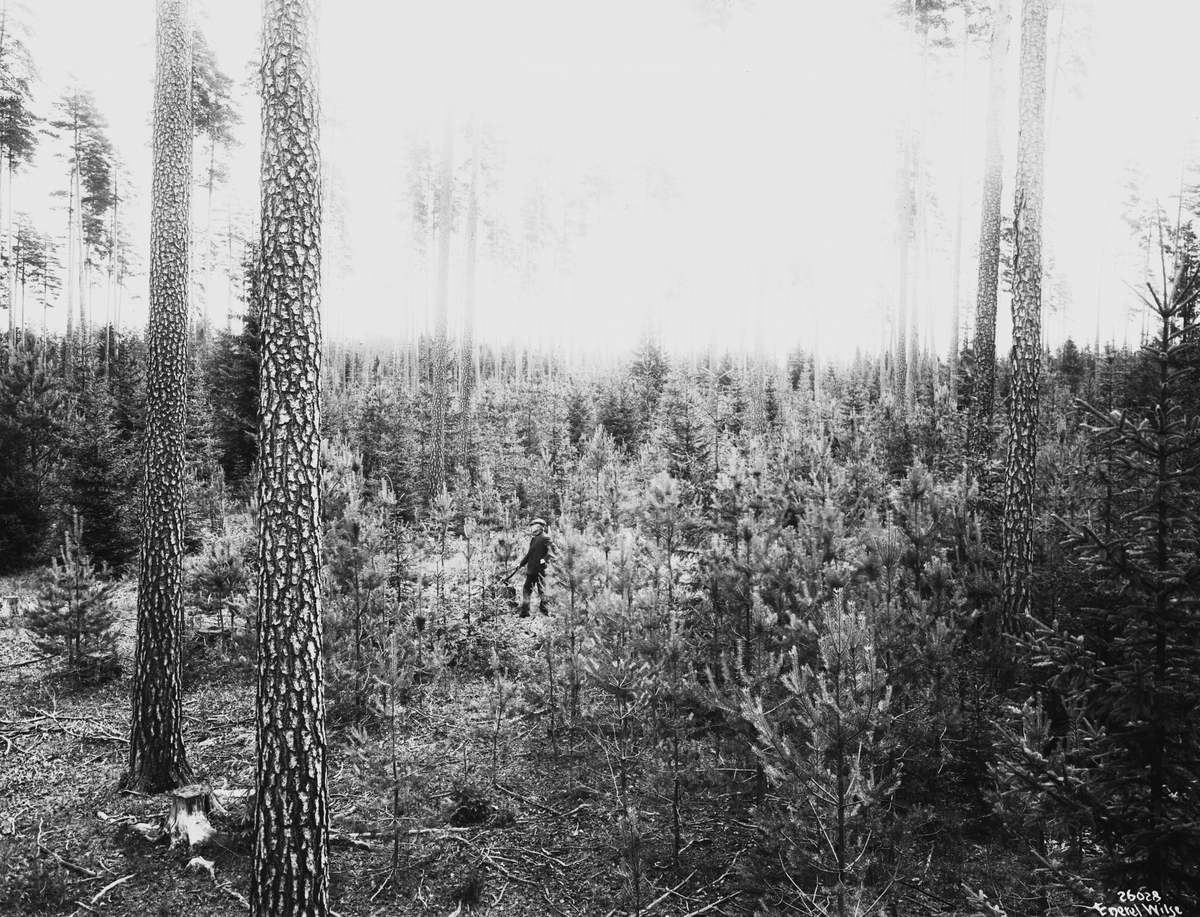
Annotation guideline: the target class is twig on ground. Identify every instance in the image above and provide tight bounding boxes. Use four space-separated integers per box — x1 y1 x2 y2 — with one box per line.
0 655 51 671
679 892 741 917
38 842 100 879
5 709 126 744
541 884 572 917
439 831 534 886
640 870 698 916
895 878 960 910
491 881 509 908
218 882 250 910
89 875 134 905
704 847 745 892
369 872 394 902
494 782 565 818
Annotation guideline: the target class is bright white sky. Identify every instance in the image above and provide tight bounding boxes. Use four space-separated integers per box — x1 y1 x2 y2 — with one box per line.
15 0 1200 362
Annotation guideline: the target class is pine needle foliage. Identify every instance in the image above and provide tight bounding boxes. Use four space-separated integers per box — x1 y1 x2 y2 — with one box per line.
739 590 898 917
24 516 119 679
1002 253 1200 906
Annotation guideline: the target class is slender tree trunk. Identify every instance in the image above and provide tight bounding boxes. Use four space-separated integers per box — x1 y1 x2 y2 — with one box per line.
76 161 86 370
1 138 9 363
950 7 970 406
459 111 480 465
107 178 119 378
125 0 193 793
431 100 454 495
1002 0 1047 628
4 157 11 363
906 22 928 413
894 0 917 407
970 0 1012 456
253 1 329 915
64 154 76 378
202 140 216 327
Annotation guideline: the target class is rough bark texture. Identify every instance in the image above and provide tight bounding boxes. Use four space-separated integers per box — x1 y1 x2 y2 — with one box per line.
126 0 193 794
431 104 454 495
969 0 1011 456
1002 0 1047 628
253 1 328 915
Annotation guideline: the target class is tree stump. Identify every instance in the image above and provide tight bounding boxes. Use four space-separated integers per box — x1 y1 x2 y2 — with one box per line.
167 783 217 847
1 596 17 626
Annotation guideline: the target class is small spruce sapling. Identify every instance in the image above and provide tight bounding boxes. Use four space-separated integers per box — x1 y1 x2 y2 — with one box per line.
429 485 453 627
323 445 390 721
186 518 251 644
462 516 477 626
1000 253 1200 905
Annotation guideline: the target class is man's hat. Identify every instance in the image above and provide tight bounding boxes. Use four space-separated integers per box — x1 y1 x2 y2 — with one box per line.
531 518 546 527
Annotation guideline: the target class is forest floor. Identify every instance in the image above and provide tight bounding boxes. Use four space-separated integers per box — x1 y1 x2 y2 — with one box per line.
0 575 759 917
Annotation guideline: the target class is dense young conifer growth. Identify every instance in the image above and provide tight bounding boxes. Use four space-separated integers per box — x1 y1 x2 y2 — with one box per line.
2 5 1200 917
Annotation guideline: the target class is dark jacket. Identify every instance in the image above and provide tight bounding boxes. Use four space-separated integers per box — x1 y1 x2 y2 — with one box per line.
518 532 552 577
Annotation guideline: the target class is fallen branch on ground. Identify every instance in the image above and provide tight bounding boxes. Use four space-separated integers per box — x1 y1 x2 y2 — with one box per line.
679 892 740 917
37 842 100 879
494 782 567 818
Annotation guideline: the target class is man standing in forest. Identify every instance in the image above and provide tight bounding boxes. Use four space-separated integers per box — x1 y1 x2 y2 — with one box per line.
509 518 552 616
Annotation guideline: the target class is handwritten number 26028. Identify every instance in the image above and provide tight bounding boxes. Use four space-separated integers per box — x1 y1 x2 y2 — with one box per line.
1117 891 1162 903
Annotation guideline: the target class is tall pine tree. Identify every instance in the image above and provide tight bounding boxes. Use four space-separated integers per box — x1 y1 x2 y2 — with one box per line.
253 0 329 913
1001 0 1047 627
125 0 194 793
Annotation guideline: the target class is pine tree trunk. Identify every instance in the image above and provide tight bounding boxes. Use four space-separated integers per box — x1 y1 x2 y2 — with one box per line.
459 112 480 465
203 141 217 327
1002 0 1047 628
107 179 119 378
1 138 9 364
893 0 917 407
64 157 76 378
431 102 454 495
970 0 1012 456
906 23 928 414
125 0 193 794
950 7 969 406
76 164 87 370
253 1 329 914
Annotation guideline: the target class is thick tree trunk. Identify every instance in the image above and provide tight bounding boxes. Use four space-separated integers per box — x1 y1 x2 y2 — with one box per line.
1002 0 1047 628
125 0 193 795
431 101 454 495
970 0 1012 456
253 1 329 915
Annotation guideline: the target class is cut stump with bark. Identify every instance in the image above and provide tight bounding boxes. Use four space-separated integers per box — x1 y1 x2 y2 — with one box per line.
167 783 218 847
